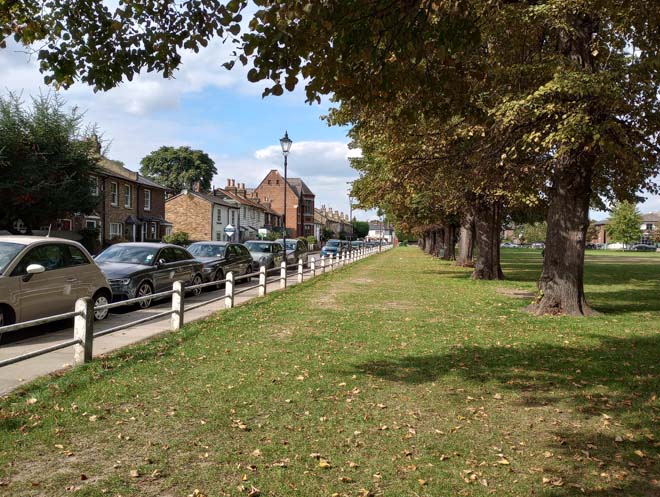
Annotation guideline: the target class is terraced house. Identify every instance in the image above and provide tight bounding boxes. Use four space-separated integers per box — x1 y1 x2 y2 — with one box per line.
70 140 171 250
254 170 315 238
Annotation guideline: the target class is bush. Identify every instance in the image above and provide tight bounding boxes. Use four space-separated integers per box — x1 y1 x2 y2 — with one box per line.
163 231 190 246
306 235 317 245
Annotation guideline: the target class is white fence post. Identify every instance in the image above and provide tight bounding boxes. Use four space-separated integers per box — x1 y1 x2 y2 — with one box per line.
73 297 94 365
330 253 335 270
171 281 184 330
297 258 303 283
259 265 267 296
225 271 234 308
280 261 287 289
321 255 326 273
311 257 316 277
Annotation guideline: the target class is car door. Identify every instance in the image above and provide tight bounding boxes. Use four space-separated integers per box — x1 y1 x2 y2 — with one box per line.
13 243 74 321
239 245 252 274
63 244 99 301
152 247 179 292
172 247 195 284
225 245 241 275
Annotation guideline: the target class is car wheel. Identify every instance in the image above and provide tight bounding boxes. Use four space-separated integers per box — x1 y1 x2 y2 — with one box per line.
243 265 252 282
92 291 111 321
136 281 153 309
0 305 14 328
190 274 203 297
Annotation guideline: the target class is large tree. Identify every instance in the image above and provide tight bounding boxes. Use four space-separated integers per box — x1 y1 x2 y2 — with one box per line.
7 1 660 315
0 93 99 233
140 146 217 195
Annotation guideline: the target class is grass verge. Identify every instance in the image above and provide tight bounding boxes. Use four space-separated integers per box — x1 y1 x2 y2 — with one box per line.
0 247 658 496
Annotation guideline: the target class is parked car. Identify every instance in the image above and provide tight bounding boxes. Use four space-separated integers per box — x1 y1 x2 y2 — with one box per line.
187 241 254 283
95 243 203 308
351 240 365 250
321 239 344 258
0 236 112 327
531 242 545 249
500 242 517 248
275 238 309 265
244 240 285 271
630 243 657 252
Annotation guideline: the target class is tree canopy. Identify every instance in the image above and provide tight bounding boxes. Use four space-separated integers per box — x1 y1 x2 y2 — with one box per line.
0 93 99 233
607 202 642 247
140 146 217 195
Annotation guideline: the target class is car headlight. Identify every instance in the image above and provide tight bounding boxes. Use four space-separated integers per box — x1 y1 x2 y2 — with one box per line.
259 256 267 263
110 278 131 286
203 267 215 273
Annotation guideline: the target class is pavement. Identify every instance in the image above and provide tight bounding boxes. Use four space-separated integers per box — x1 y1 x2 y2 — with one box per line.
0 252 343 396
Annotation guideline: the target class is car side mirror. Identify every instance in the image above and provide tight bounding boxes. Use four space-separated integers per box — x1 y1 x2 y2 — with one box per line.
157 258 167 267
23 263 46 282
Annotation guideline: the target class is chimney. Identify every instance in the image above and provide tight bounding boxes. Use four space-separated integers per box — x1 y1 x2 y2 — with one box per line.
237 182 246 197
226 179 237 194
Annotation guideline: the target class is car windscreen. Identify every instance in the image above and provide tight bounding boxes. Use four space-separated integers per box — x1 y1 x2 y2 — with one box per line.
326 240 340 247
245 242 272 253
188 243 226 257
96 245 159 265
0 242 24 275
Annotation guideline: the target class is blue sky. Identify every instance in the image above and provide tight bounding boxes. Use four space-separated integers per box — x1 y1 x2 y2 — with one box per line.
2 36 659 223
1 39 371 221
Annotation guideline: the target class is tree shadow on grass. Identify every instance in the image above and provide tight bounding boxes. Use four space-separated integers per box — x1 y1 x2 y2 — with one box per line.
351 334 660 496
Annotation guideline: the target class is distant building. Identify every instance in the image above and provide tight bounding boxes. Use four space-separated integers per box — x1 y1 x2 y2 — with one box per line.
591 212 660 246
253 170 315 238
368 220 394 243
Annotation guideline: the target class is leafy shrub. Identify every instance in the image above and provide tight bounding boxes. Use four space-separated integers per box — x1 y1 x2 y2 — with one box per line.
163 231 190 246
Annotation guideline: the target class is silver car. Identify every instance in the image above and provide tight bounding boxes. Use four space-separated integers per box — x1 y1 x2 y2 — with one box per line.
0 236 112 327
243 240 285 271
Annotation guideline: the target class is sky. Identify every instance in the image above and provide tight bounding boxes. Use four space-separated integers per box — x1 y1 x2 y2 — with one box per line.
1 38 374 221
2 35 660 223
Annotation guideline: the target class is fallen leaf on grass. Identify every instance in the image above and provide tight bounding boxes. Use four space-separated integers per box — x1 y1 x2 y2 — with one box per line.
129 470 140 478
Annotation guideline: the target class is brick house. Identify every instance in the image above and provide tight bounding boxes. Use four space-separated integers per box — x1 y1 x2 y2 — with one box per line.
253 170 315 238
68 150 171 250
165 188 241 242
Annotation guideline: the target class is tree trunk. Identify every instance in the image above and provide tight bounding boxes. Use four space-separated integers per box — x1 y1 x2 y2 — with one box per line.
472 201 504 280
456 211 475 267
530 155 595 316
442 225 456 260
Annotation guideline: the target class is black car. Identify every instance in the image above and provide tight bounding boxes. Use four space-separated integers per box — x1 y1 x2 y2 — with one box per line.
95 243 204 308
187 241 254 284
630 243 657 252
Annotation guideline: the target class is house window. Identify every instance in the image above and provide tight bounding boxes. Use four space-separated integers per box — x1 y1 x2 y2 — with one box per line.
91 176 99 196
144 189 151 211
124 184 132 208
150 223 157 239
216 232 222 241
110 182 118 206
109 223 122 239
267 180 271 185
231 210 236 225
276 179 280 185
165 226 173 236
57 219 72 231
216 208 222 224
85 219 97 230
141 223 147 241
646 223 653 231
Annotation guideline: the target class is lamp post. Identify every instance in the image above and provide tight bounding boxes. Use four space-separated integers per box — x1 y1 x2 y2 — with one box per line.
280 131 292 263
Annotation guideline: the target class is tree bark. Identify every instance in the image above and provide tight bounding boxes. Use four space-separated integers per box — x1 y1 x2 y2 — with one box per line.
529 154 595 316
456 211 475 267
472 201 504 280
442 225 456 260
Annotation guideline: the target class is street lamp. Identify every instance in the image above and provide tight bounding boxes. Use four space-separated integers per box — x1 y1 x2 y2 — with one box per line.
280 131 292 262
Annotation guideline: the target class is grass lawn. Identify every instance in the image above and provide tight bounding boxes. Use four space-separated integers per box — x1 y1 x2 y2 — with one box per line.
0 247 658 497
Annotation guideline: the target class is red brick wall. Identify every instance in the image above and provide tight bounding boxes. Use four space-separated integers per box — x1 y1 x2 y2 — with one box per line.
254 170 302 237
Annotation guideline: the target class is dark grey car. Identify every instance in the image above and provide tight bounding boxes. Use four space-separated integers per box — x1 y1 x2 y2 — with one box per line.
95 243 204 308
244 240 285 271
274 238 309 265
187 242 254 284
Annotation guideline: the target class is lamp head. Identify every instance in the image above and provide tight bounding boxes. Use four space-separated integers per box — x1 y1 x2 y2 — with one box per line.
280 131 292 156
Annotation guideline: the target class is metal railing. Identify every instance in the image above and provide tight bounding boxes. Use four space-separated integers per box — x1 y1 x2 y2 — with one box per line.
0 244 392 369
